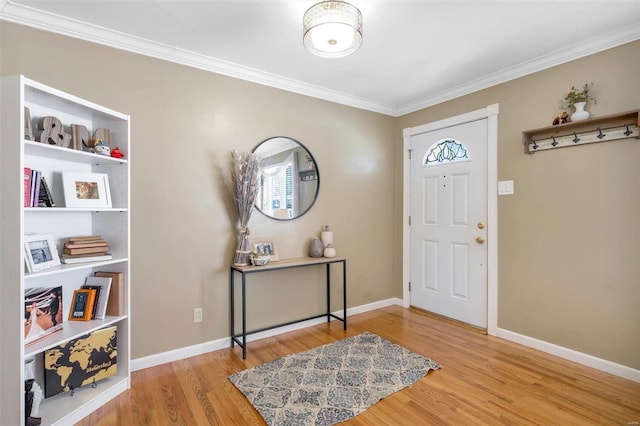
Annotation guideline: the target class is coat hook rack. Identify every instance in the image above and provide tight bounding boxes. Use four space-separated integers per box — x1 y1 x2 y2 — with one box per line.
522 110 639 154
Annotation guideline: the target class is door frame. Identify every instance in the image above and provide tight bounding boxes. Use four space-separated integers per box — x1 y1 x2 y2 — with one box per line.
402 104 499 336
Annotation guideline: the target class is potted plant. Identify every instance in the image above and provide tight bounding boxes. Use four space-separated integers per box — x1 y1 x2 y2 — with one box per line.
560 83 596 122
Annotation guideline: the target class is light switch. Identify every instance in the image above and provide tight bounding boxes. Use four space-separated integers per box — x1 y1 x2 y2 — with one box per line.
498 180 514 195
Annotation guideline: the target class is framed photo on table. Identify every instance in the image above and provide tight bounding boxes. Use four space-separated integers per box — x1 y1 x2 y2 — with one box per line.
24 234 61 273
62 171 112 208
249 237 279 261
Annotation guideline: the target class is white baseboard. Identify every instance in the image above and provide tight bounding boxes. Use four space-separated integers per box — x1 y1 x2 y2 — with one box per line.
131 297 403 371
497 328 640 383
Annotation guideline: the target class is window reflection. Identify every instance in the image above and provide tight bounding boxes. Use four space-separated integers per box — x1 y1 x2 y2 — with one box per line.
258 154 295 219
253 137 319 221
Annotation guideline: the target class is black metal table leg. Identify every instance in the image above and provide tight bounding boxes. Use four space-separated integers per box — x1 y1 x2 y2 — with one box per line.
326 263 331 322
230 268 235 347
343 260 347 330
242 272 247 359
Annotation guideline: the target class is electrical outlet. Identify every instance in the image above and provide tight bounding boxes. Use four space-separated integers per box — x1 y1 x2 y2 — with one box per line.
193 307 203 323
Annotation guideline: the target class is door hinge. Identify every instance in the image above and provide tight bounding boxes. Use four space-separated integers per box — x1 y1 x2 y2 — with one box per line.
408 216 411 226
408 282 411 291
408 149 413 160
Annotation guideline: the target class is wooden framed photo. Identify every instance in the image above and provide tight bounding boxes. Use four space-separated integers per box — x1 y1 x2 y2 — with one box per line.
24 234 61 273
62 171 112 208
68 289 96 321
249 237 279 261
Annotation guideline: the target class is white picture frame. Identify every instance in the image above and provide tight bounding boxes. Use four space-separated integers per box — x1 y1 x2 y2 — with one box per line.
249 237 280 262
62 171 112 208
24 234 61 273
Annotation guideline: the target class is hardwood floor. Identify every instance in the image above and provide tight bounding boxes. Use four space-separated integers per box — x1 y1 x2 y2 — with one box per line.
76 306 640 425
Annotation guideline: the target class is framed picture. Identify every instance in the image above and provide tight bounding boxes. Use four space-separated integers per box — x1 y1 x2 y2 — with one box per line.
62 171 112 208
24 286 63 345
68 289 96 321
24 234 61 273
249 237 280 261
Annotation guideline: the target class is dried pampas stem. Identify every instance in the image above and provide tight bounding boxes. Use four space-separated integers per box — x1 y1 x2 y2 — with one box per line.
230 150 259 265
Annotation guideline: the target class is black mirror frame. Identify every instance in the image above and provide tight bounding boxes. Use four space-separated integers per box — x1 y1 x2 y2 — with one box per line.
252 136 320 221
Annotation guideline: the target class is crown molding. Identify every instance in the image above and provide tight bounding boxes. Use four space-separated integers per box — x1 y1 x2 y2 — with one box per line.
2 1 638 118
396 23 640 116
0 1 397 116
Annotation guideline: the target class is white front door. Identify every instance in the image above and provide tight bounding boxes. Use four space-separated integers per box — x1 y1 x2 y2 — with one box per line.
409 118 488 328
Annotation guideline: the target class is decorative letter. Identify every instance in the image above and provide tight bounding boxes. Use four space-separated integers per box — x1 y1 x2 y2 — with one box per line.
24 107 33 140
37 116 72 148
71 124 91 151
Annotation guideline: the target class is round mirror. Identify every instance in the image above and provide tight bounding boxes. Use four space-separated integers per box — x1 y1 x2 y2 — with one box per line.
252 136 320 220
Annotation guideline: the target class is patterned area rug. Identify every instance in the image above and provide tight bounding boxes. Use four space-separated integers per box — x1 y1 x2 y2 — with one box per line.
228 332 441 425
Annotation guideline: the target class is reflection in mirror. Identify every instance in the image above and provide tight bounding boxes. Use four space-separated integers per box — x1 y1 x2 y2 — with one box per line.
252 136 319 220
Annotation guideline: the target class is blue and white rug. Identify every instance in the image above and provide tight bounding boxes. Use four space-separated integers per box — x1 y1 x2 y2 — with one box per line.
228 332 441 425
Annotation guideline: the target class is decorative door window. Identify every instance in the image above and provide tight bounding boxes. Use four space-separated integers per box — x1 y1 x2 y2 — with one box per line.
423 138 469 166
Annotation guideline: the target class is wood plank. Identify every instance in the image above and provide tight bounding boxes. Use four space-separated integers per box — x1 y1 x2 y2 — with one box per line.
75 306 640 425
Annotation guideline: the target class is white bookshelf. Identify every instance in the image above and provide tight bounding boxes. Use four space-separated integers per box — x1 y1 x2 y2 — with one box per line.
0 75 131 426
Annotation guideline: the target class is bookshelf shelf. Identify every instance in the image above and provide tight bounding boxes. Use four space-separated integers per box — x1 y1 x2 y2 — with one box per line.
24 140 128 165
24 257 129 280
24 315 128 357
25 207 129 212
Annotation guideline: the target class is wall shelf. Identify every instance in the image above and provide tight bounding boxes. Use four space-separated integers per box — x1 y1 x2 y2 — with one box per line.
522 110 639 154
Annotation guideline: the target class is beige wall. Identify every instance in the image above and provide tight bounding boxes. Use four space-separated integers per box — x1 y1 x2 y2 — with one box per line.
0 22 396 358
2 21 638 370
395 41 640 369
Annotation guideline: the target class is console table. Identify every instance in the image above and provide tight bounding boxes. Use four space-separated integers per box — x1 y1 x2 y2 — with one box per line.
230 257 347 359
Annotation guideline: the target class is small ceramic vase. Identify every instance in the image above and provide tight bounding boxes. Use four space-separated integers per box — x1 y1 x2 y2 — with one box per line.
323 243 336 258
309 238 324 257
571 101 589 122
320 225 333 247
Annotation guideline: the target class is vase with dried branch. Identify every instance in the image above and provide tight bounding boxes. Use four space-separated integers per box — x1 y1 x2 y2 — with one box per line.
230 150 260 266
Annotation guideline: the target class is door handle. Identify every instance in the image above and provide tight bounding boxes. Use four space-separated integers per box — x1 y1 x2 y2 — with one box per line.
475 236 485 244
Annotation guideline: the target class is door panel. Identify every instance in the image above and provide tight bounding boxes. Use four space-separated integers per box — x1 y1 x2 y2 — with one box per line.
451 243 469 299
424 240 438 291
452 173 470 226
424 177 439 224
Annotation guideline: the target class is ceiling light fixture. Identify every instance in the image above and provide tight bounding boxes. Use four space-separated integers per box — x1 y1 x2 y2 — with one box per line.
303 1 363 58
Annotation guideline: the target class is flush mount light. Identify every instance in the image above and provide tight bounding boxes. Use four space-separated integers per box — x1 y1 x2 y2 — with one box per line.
303 1 363 58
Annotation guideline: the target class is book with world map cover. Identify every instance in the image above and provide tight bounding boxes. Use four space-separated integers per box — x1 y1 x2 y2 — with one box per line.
43 325 117 398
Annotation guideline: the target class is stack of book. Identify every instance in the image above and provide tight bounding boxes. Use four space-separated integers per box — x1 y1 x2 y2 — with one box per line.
60 236 112 264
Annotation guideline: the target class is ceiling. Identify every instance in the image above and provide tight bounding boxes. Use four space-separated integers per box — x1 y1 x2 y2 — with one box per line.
2 0 639 116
